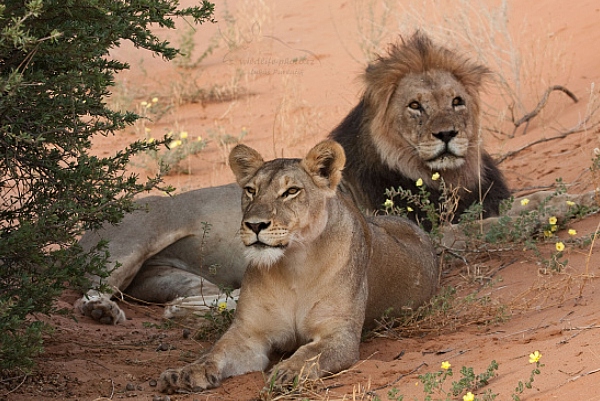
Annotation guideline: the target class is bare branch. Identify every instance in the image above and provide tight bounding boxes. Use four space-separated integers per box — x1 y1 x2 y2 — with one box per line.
511 85 579 136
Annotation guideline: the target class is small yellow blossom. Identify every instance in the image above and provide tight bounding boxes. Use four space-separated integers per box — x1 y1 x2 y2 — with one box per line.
566 200 575 207
520 198 530 206
551 225 558 232
197 136 203 142
383 199 394 209
543 230 553 238
146 137 155 144
463 392 475 401
407 206 414 212
152 97 159 103
568 229 577 236
169 140 182 148
218 301 228 312
555 242 565 252
416 178 423 187
432 172 441 181
145 127 151 133
179 131 188 139
441 361 451 370
529 350 542 364
140 101 148 106
549 216 557 225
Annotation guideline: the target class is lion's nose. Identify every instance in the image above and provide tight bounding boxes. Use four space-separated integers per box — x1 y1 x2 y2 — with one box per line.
433 130 458 144
245 221 271 234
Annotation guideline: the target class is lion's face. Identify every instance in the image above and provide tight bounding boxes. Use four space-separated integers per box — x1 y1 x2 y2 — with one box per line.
229 141 345 268
371 70 480 183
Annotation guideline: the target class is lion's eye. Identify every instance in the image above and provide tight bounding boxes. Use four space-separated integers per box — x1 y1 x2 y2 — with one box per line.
282 187 301 198
452 97 465 107
245 186 256 196
408 101 421 110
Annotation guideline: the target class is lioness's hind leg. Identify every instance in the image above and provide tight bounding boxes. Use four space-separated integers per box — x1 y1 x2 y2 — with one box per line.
125 264 219 303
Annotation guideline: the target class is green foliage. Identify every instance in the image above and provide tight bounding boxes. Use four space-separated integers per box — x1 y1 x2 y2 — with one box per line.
387 356 543 401
0 0 214 371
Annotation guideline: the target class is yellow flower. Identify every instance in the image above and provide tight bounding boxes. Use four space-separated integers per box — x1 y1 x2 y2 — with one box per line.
140 101 148 106
407 206 414 212
179 131 188 139
383 199 394 209
543 230 553 238
432 172 440 181
529 350 542 364
152 97 159 103
169 140 182 148
520 198 530 206
551 225 558 232
555 242 565 252
568 229 577 236
145 127 151 133
416 178 423 187
146 137 155 144
197 136 203 142
218 302 228 312
566 200 575 207
463 392 475 401
549 216 557 225
441 361 451 370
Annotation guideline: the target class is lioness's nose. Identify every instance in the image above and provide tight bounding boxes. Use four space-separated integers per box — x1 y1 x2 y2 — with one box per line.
433 130 458 144
245 221 271 234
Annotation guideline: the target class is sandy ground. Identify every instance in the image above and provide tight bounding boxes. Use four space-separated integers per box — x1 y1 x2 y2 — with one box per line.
3 0 600 400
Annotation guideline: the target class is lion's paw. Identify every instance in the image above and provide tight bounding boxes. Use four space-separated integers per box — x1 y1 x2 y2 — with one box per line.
266 359 318 391
75 295 126 325
158 361 220 394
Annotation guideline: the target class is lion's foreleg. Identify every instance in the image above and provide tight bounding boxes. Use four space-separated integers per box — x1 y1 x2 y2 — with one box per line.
158 324 269 394
268 327 360 387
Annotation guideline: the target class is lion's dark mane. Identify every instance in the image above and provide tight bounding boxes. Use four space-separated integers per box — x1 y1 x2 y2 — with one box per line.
330 99 509 224
328 33 510 226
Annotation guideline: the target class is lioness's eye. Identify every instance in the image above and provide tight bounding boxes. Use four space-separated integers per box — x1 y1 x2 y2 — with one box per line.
452 96 465 107
283 187 301 197
245 186 256 196
408 101 421 110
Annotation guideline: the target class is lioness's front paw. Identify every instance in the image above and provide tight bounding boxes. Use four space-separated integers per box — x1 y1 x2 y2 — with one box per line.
158 362 220 394
266 359 319 391
75 296 126 325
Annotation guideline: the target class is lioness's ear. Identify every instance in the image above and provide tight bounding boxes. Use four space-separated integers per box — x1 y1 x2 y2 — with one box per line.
301 140 346 190
229 144 265 186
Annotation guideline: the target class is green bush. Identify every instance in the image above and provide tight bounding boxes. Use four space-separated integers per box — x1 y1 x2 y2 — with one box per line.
0 0 214 371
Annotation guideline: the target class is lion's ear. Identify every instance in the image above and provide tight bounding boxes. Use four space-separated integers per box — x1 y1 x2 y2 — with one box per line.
302 140 346 190
229 144 265 186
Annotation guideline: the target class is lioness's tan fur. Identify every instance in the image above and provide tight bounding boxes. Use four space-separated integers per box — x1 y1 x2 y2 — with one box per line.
158 141 438 393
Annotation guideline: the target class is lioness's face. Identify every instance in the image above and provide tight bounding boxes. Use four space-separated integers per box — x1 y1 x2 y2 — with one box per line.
376 70 478 174
238 161 330 267
229 141 344 268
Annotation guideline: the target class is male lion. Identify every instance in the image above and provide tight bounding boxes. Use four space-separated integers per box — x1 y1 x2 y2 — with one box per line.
157 140 438 394
329 31 510 219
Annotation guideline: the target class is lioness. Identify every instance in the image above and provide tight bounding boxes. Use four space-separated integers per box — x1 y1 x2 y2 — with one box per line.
158 140 438 394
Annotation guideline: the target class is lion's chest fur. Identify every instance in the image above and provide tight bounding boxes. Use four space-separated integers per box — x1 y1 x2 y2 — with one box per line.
234 210 369 352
